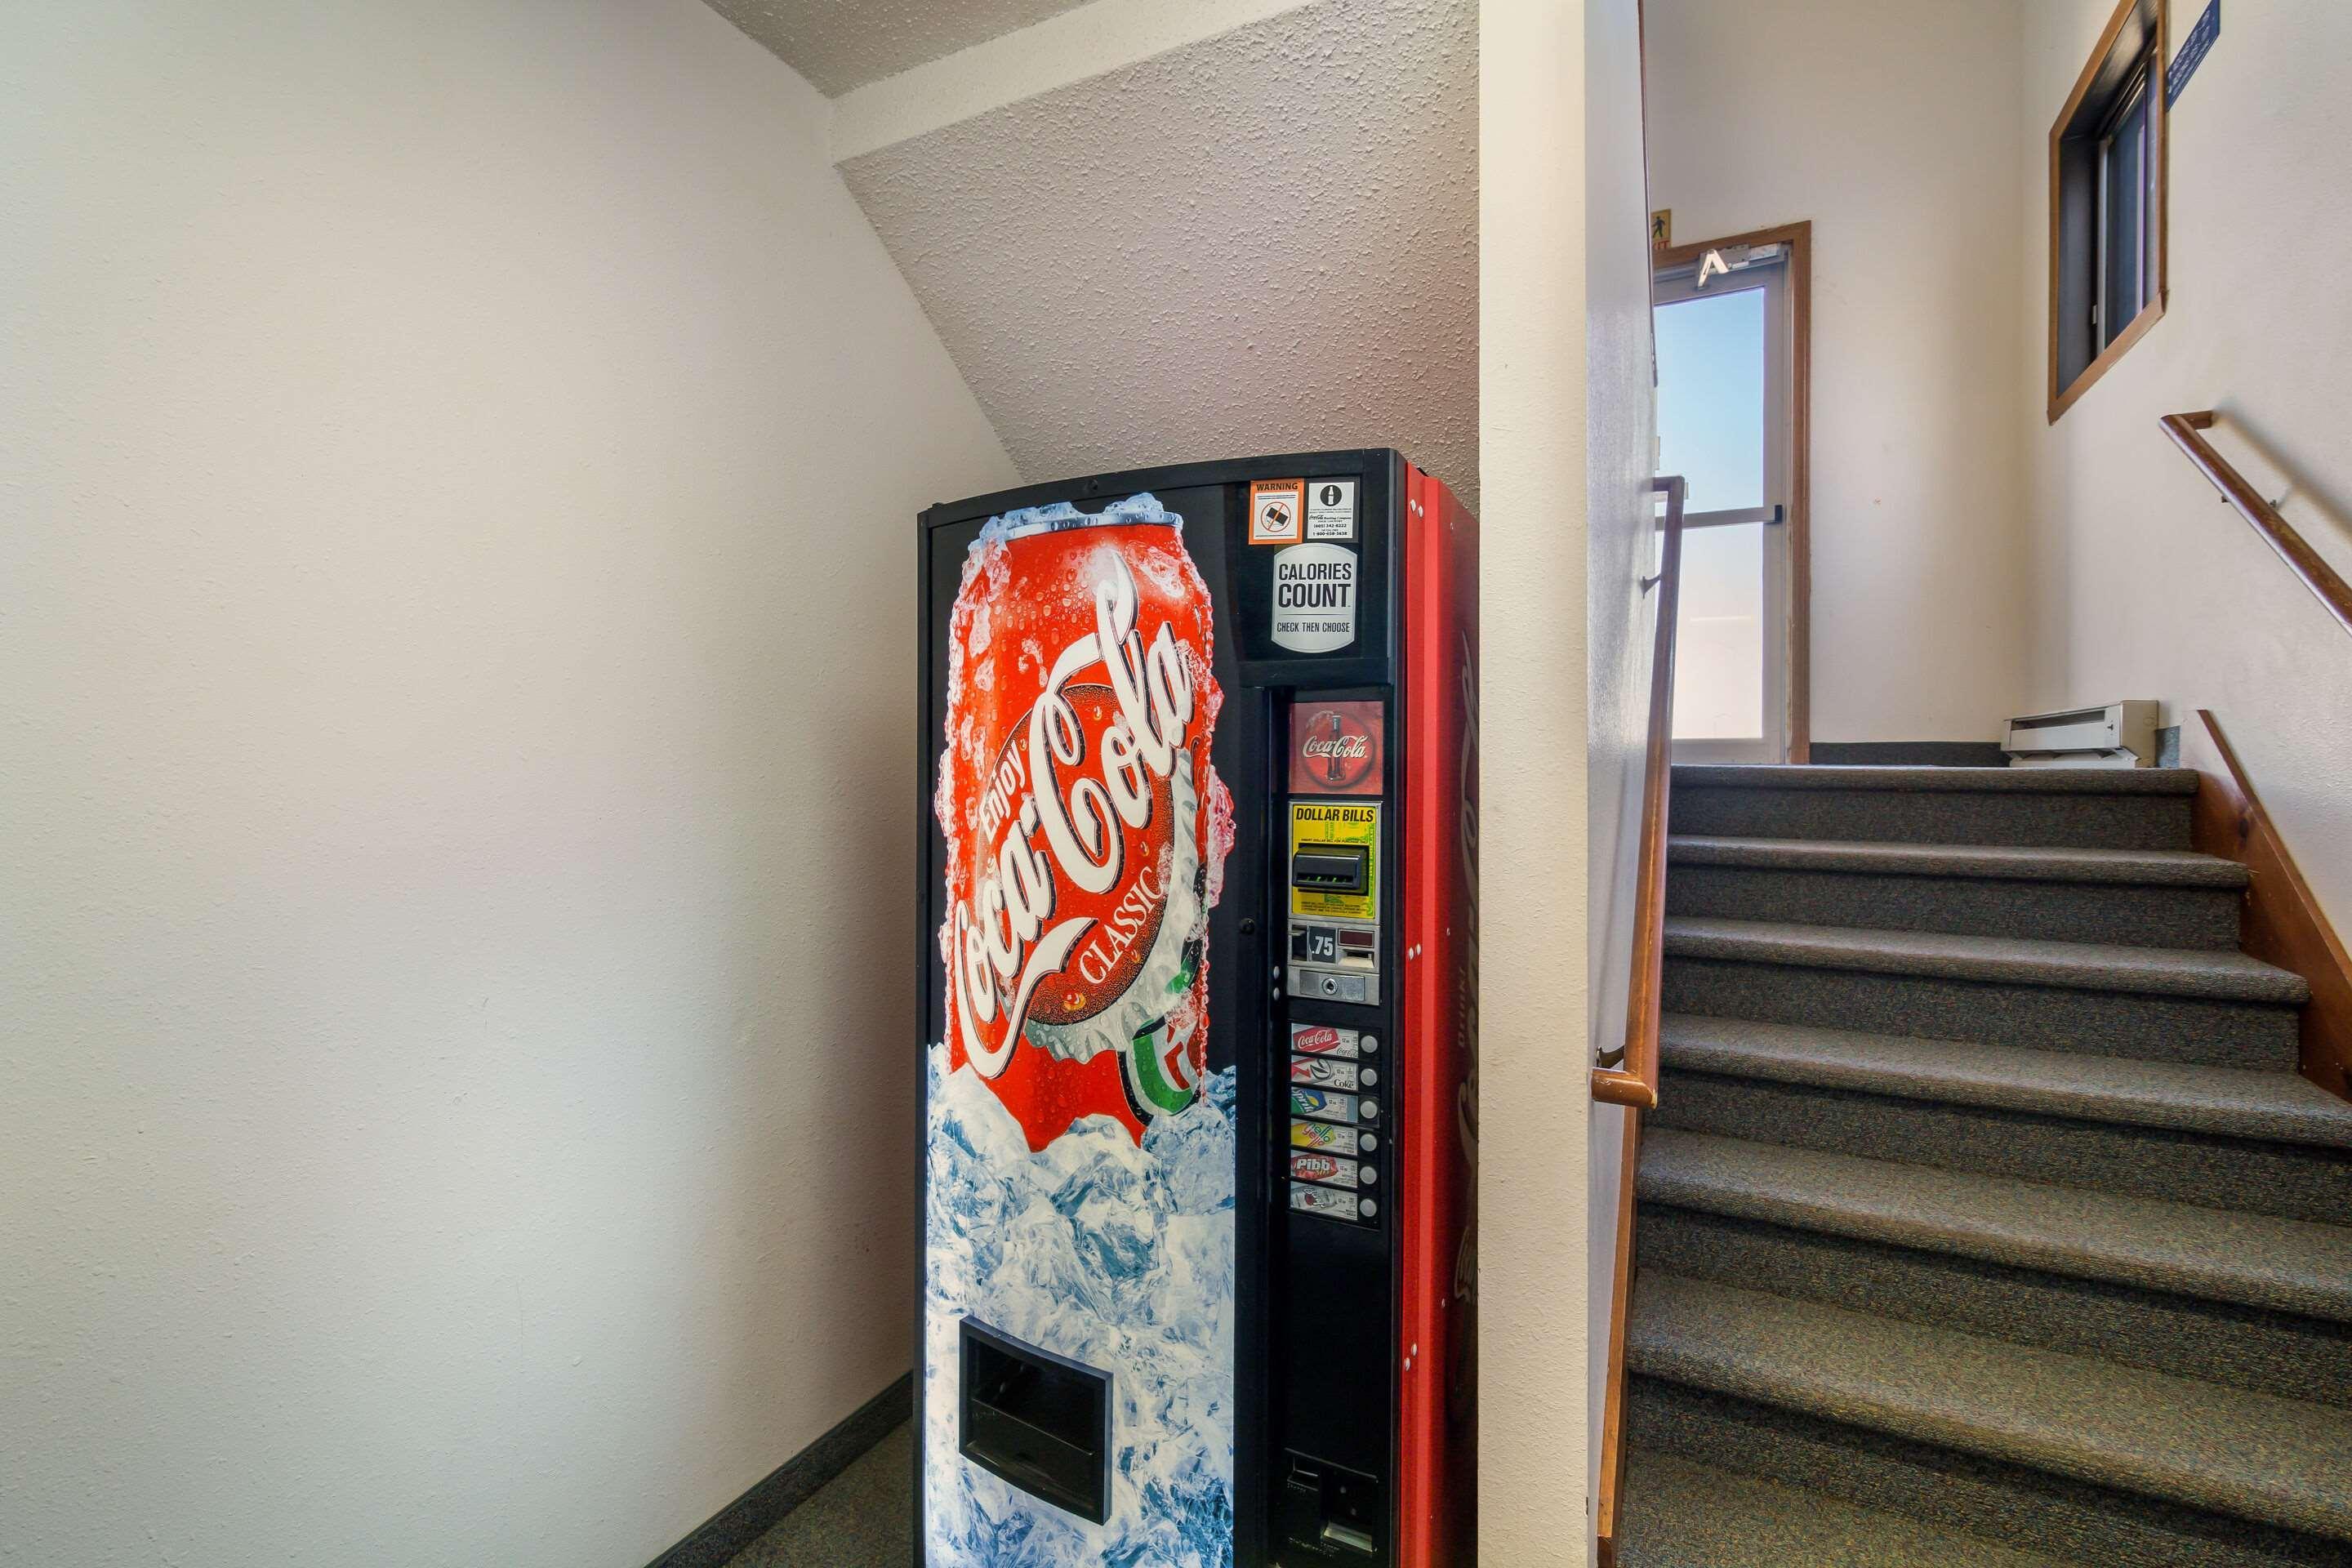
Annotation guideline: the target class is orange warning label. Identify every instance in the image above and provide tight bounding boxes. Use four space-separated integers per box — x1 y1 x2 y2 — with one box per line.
1250 478 1305 545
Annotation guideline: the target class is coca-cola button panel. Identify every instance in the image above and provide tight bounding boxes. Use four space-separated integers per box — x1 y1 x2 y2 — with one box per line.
1287 699 1383 795
1288 1022 1361 1059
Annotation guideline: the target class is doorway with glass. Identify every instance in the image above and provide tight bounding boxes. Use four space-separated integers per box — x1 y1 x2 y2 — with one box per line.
1653 222 1811 763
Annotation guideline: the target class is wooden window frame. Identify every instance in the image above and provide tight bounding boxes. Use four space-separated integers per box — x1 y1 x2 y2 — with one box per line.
2048 0 2169 423
1650 220 1813 763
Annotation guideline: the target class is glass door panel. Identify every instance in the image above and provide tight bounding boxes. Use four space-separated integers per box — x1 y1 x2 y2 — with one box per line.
1671 521 1766 741
1655 285 1766 518
1654 247 1793 760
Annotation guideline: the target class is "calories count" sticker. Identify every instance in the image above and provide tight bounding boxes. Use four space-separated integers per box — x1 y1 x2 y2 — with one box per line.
1270 543 1357 653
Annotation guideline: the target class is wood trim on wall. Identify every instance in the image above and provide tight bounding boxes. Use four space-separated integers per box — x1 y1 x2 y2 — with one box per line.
1650 220 1811 762
1592 1114 1642 1568
2184 710 2352 1105
2046 0 2169 423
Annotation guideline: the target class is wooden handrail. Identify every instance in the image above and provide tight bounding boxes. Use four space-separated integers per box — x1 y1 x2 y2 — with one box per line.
1592 476 1686 1112
2161 412 2352 641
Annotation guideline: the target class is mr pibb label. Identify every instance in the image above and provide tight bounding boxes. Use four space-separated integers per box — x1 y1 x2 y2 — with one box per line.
1290 1152 1364 1189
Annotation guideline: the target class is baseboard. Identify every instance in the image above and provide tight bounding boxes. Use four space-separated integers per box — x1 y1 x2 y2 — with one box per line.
1806 741 2009 768
646 1371 913 1568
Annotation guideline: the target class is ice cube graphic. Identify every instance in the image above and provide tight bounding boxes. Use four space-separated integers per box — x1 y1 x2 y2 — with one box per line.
924 1045 1236 1567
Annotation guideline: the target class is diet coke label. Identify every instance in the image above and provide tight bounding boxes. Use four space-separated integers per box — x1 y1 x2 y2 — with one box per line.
937 499 1232 1151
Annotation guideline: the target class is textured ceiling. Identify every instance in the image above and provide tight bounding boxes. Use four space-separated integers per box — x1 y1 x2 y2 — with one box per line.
702 0 1097 96
838 0 1478 506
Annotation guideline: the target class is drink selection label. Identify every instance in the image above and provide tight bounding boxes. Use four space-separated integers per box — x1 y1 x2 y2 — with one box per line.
1290 1088 1355 1125
1290 1057 1360 1091
1289 1022 1361 1059
1290 1119 1362 1154
1290 1183 1361 1220
1290 1152 1361 1188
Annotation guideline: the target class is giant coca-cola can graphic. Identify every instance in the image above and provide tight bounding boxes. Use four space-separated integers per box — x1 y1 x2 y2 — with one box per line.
936 496 1232 1150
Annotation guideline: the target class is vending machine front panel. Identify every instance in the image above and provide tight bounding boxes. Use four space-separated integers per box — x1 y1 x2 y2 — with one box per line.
917 452 1472 1568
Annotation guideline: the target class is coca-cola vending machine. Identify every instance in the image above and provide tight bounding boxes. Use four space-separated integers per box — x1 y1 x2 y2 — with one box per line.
916 451 1476 1568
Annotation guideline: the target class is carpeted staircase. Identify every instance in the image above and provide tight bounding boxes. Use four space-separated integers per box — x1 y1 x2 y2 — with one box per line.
1615 764 2352 1567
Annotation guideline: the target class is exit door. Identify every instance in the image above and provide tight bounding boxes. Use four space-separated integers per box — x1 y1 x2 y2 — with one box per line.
1653 228 1808 762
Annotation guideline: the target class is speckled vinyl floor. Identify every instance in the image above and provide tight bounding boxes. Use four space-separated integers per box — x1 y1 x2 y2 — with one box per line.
728 1424 912 1567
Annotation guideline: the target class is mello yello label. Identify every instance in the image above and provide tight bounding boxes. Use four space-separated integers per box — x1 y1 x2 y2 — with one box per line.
936 497 1232 1150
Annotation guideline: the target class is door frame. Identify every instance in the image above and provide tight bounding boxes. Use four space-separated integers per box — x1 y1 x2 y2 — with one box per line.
1651 220 1812 763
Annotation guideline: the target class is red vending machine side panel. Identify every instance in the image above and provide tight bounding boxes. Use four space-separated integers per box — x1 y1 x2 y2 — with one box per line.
1396 464 1477 1568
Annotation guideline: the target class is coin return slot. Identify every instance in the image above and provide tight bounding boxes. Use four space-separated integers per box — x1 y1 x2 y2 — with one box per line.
959 1317 1111 1525
1291 844 1369 894
1278 1454 1383 1559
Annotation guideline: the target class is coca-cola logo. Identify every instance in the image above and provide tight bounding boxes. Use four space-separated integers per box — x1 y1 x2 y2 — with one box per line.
947 553 1203 1090
1290 703 1381 794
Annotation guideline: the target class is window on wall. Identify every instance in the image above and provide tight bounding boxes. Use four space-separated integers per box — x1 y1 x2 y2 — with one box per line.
2050 0 2167 421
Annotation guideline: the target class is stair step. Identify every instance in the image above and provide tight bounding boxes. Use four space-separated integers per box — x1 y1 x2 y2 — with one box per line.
1617 1450 2071 1568
1673 764 2203 794
1669 765 2199 851
1628 1272 2352 1543
1656 1059 2352 1224
1637 1200 2352 1406
1666 835 2247 948
1629 1375 2350 1568
1662 918 2305 1069
1637 1127 2352 1322
1659 1015 2352 1149
1668 835 2246 885
1664 917 2308 1003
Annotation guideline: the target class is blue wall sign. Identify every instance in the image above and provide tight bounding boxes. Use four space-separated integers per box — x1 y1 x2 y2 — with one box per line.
2167 0 2220 109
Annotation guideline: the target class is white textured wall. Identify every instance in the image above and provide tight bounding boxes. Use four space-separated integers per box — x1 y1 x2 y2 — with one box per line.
837 0 1480 505
704 0 1094 96
1644 0 2033 744
1479 0 1619 1559
2018 0 2352 924
0 3 1015 1565
1577 0 1659 1518
826 0 1324 161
